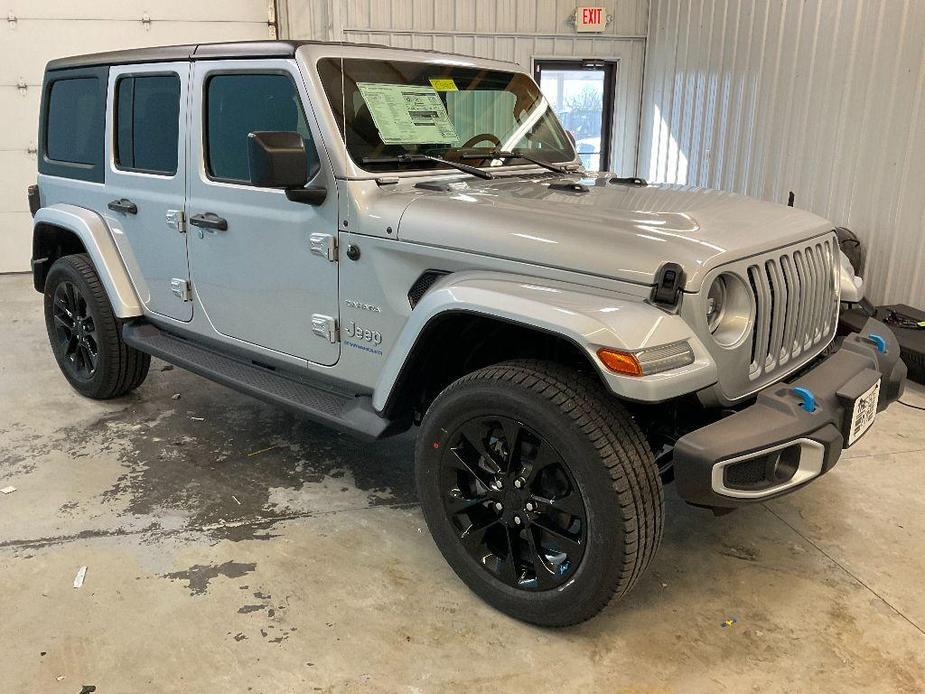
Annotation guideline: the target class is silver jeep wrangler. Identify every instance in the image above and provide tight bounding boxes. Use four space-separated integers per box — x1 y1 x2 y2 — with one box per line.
30 40 906 626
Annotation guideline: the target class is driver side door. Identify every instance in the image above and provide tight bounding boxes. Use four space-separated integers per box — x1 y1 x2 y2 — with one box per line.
186 60 340 365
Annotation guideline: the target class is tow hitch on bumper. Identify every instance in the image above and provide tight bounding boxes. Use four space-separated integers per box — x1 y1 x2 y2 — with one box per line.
674 318 907 509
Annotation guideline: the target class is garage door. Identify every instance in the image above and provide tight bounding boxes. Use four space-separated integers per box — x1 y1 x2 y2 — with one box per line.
0 1 274 273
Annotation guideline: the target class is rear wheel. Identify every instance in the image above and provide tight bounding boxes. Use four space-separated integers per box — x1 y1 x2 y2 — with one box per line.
416 360 663 626
43 253 150 399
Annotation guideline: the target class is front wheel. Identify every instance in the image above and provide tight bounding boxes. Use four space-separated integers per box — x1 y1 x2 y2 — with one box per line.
43 253 150 399
415 360 664 626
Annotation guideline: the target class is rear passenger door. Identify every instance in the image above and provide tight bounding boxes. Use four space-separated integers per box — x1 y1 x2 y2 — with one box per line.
105 62 192 321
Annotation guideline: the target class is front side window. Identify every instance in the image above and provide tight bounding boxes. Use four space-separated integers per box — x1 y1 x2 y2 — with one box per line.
205 73 320 183
115 74 181 175
46 77 104 165
317 58 575 173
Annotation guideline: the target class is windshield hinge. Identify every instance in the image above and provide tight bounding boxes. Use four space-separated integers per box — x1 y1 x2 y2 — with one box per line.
548 181 590 193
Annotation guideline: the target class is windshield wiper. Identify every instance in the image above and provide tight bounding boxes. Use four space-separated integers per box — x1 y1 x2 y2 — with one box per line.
461 150 581 175
361 153 494 180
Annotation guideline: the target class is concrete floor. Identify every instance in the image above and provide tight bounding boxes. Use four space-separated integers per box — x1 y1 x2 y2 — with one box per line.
2 273 925 693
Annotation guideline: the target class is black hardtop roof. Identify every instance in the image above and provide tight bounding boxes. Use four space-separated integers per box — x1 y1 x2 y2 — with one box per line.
45 39 392 71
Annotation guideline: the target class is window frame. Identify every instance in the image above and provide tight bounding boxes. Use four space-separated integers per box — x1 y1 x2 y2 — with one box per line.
533 59 618 172
38 66 109 183
202 69 319 187
112 71 183 177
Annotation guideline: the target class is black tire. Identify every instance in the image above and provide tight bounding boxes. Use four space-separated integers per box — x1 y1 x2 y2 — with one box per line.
415 360 663 626
43 253 150 399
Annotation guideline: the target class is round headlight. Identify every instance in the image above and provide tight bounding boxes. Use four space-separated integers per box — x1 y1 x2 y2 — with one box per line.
706 273 752 347
706 277 727 333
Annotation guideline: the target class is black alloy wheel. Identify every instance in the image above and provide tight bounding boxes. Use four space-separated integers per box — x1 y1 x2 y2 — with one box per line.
43 253 150 399
440 415 587 590
416 360 664 627
51 280 100 381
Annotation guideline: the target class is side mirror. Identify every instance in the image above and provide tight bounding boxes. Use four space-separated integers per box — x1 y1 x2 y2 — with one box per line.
247 131 327 206
247 131 307 188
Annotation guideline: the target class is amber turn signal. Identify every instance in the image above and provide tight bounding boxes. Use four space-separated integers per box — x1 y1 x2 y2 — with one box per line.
596 348 644 376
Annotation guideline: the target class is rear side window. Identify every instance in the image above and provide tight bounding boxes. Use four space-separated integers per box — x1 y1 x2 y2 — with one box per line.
115 74 181 175
40 66 107 182
46 77 104 165
205 73 320 184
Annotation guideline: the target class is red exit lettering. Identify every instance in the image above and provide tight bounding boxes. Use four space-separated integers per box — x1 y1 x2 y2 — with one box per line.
579 7 603 28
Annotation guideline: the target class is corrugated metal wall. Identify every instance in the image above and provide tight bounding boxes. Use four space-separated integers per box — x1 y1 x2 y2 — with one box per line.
284 0 648 173
640 0 925 307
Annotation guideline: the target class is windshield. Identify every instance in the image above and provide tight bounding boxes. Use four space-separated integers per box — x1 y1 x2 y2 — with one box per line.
317 58 575 173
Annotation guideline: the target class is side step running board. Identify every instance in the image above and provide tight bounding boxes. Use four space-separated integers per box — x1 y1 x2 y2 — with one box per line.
123 322 404 440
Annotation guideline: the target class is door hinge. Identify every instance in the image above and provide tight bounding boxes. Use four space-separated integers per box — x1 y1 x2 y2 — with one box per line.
170 278 192 302
309 232 337 261
311 314 338 343
166 209 186 233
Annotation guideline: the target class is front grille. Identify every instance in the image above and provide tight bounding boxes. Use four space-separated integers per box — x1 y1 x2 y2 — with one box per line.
745 238 838 381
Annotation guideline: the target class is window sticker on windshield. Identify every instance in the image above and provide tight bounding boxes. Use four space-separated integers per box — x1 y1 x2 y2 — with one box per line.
428 78 457 92
357 82 459 145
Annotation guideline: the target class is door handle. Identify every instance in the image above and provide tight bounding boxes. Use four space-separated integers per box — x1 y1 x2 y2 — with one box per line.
189 213 228 232
107 198 138 215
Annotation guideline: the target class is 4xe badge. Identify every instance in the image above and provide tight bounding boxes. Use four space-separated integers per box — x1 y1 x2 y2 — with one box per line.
345 321 382 346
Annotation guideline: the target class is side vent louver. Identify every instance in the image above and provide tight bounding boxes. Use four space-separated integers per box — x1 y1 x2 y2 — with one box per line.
408 271 449 308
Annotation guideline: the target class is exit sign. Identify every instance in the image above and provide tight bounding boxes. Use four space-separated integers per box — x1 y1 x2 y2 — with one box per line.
575 6 606 32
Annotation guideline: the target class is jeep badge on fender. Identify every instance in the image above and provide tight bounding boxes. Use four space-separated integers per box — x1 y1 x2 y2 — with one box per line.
344 321 382 346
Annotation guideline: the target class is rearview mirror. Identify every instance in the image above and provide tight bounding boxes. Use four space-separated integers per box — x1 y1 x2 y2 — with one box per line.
247 131 308 189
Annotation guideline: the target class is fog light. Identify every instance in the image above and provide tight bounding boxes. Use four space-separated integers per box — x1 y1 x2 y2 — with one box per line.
770 446 800 483
723 445 801 491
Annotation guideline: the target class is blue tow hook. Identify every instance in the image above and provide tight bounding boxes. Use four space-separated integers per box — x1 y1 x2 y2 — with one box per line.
868 333 887 353
792 387 816 413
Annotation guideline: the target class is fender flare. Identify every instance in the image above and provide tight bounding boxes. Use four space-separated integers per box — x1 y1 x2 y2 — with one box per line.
33 204 143 318
372 271 718 410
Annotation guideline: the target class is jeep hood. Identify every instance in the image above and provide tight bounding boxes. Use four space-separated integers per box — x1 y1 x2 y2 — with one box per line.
395 176 835 289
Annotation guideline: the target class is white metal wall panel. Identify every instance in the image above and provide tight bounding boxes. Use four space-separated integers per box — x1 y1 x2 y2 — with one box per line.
0 1 271 273
338 0 648 37
640 0 925 307
285 0 648 175
287 1 335 41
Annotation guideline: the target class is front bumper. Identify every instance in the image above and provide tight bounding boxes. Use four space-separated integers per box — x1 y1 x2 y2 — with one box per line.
674 318 907 509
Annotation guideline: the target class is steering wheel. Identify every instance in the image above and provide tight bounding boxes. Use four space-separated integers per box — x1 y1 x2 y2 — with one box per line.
460 133 501 149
